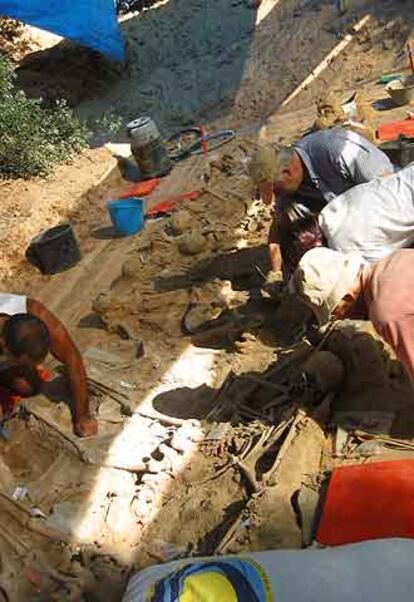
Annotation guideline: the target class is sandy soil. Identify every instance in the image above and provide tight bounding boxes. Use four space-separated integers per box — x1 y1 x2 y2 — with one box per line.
1 1 414 600
11 1 361 131
0 148 120 286
77 0 342 131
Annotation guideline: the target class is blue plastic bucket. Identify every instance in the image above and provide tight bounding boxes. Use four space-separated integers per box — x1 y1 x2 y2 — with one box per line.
107 198 145 236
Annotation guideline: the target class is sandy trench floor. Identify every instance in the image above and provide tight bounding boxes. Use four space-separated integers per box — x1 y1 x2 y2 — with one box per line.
1 1 414 600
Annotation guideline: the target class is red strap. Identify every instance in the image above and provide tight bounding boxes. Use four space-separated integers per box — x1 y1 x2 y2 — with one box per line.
145 191 200 217
199 124 208 159
119 178 161 199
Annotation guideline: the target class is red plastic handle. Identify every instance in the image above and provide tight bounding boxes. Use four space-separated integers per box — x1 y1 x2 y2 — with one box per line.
145 191 200 217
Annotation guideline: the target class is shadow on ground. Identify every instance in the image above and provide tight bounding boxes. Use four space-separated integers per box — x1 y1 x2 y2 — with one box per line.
15 0 363 136
155 244 271 292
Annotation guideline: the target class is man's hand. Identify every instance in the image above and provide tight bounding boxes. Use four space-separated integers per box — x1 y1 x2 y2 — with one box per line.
74 415 98 438
262 270 284 300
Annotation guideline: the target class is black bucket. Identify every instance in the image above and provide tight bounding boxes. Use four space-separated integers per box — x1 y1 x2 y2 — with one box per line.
26 224 81 275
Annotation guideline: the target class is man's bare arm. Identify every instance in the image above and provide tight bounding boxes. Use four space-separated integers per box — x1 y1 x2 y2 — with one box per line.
27 298 97 437
268 218 283 273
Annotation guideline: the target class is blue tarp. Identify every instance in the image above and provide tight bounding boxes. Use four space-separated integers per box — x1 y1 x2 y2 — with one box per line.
0 0 125 60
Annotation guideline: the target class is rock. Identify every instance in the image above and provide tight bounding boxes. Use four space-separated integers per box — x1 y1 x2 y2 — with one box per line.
93 292 114 315
170 210 194 235
183 305 222 333
314 91 344 130
183 279 249 333
216 280 249 308
178 231 207 255
208 154 225 171
354 90 376 123
122 257 143 278
303 350 345 392
93 290 138 316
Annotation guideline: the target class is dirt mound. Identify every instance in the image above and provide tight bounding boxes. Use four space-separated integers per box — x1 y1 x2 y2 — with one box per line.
16 42 121 106
93 168 258 339
0 147 118 287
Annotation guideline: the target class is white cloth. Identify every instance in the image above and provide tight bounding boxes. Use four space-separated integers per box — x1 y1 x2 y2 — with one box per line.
0 293 27 315
288 247 363 324
319 164 414 262
123 539 414 602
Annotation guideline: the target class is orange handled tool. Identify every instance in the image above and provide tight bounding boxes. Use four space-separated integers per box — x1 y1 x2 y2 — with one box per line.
119 178 161 199
145 190 200 218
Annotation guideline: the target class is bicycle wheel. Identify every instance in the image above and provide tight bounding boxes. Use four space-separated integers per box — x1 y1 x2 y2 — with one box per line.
189 129 236 156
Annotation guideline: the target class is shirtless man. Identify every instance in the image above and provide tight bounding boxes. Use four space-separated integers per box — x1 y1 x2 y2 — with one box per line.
0 293 97 437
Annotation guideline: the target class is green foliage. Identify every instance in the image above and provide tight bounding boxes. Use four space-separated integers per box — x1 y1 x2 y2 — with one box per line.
0 56 87 179
0 54 13 95
92 111 123 135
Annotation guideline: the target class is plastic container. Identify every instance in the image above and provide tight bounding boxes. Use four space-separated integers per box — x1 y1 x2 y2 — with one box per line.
377 117 414 141
127 116 172 180
379 135 414 167
317 460 414 546
386 75 414 107
107 198 144 236
379 73 401 84
25 224 81 275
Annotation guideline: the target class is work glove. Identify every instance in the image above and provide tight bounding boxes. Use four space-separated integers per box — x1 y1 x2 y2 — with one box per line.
262 270 285 300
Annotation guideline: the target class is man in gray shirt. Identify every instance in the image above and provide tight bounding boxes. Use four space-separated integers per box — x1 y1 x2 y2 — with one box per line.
249 128 393 279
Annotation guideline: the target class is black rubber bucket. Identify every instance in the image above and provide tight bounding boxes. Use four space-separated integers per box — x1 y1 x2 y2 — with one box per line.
26 224 81 275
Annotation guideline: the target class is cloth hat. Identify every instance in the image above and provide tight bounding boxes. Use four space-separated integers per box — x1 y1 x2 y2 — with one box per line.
288 247 364 324
248 144 282 185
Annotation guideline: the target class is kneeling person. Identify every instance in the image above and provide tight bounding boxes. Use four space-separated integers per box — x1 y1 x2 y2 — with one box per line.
249 128 393 280
0 293 97 437
289 248 414 381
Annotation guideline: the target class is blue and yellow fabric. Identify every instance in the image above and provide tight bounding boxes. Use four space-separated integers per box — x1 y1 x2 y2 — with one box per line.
124 540 414 602
146 558 273 602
